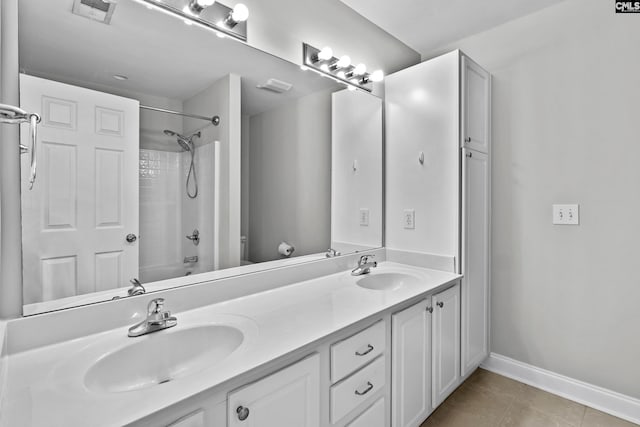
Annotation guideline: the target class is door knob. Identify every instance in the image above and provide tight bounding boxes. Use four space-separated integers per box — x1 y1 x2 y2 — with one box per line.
126 234 137 243
236 406 250 421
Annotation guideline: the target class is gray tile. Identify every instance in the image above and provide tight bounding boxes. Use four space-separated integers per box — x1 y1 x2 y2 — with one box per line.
581 407 639 427
514 385 586 426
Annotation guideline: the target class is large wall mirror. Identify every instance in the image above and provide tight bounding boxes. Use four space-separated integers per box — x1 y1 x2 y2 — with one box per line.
18 0 383 315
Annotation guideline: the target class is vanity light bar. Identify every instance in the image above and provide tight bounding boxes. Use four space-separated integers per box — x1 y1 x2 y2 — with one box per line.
136 0 248 42
302 43 383 92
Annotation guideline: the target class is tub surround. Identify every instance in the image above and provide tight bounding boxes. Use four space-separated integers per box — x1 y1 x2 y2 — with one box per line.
1 261 460 426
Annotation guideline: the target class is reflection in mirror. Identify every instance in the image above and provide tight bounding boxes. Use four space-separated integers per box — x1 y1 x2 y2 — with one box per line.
18 0 383 315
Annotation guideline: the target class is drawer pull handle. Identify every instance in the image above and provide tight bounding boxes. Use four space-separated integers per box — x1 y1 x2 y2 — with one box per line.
236 406 250 421
355 381 374 396
355 344 374 356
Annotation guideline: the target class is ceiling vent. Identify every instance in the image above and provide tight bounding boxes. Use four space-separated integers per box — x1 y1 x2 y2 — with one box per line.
256 79 293 94
72 0 117 25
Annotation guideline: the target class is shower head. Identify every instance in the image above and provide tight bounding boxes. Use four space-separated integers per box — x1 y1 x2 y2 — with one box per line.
163 129 193 152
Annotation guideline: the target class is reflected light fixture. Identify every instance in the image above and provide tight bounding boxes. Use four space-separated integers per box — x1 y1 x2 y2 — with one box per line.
137 0 249 42
187 0 215 14
302 43 384 92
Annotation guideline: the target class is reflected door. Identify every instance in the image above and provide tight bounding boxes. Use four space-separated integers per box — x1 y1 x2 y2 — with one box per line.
20 74 140 304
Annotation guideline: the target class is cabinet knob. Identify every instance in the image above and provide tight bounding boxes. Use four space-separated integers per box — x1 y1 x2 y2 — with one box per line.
465 137 472 143
426 306 433 313
437 301 444 308
466 152 473 158
236 406 250 421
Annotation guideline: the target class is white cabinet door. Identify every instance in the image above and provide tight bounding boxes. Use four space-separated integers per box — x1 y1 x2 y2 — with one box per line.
20 74 140 304
461 56 490 153
432 284 461 407
461 149 490 377
392 300 432 427
228 354 320 427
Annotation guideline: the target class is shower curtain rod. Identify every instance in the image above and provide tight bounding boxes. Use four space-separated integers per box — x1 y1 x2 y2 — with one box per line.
140 104 220 126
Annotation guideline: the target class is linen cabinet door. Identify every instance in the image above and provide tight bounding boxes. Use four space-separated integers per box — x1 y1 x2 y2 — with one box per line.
228 354 320 427
461 149 490 377
391 299 433 427
461 56 490 153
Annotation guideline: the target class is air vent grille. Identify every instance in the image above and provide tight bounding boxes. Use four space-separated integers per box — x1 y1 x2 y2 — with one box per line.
256 79 294 94
72 0 116 24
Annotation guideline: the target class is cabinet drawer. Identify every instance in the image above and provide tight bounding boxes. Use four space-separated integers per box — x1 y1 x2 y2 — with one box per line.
331 320 385 383
346 398 385 427
330 356 385 423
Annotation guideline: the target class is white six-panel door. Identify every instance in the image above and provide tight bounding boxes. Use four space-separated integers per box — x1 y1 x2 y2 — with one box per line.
20 74 139 304
392 299 433 427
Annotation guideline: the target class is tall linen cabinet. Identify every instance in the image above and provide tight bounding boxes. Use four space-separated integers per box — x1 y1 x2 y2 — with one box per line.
385 49 491 403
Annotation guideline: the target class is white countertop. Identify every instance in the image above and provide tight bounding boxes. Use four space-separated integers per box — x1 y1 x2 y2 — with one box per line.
1 262 460 427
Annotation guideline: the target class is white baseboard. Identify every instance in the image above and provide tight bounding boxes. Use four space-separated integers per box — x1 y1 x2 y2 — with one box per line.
481 353 640 425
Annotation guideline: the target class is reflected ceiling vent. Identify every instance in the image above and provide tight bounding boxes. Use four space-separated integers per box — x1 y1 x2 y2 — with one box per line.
72 0 117 25
256 79 293 94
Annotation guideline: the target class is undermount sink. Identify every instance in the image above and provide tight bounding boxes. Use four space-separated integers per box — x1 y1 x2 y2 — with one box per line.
356 272 421 291
84 325 243 393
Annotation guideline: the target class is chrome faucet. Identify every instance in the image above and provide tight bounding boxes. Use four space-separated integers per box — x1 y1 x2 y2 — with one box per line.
127 278 146 296
325 248 341 258
351 255 377 276
128 298 178 337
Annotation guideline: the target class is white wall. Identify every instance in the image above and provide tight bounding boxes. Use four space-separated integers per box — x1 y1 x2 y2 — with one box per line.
385 52 460 267
425 0 640 400
241 0 419 80
331 89 383 252
247 89 332 262
183 74 242 270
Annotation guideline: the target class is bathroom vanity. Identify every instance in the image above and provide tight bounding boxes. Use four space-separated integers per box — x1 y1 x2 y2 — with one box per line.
0 260 463 427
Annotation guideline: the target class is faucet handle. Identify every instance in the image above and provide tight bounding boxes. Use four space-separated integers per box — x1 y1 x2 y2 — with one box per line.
359 254 375 265
147 298 165 315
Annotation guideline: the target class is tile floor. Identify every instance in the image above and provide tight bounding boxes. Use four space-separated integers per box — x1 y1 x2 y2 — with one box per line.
421 369 639 427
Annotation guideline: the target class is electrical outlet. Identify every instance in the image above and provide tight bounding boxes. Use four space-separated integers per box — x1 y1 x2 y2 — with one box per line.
553 204 579 225
403 209 415 229
359 208 370 227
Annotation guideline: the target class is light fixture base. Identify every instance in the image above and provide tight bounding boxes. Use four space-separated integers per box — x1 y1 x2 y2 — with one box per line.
141 0 248 42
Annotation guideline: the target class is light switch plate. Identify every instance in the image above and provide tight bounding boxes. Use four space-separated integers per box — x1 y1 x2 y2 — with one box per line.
403 209 415 229
553 204 579 225
359 208 370 226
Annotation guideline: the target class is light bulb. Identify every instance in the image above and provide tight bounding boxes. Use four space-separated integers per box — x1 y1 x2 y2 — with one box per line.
336 71 346 79
318 46 333 61
336 55 351 68
370 69 384 82
188 0 215 14
353 63 367 76
231 3 249 22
